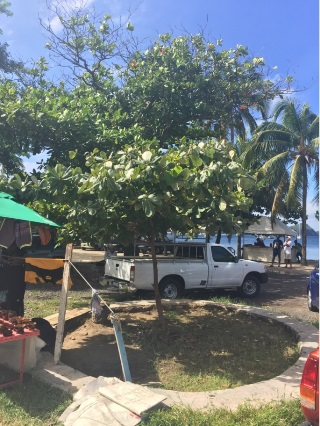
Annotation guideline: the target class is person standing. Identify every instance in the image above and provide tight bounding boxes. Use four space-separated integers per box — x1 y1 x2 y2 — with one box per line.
271 235 283 267
283 236 292 268
293 239 302 263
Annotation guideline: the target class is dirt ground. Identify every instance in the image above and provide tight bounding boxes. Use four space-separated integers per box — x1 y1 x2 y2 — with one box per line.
58 249 319 383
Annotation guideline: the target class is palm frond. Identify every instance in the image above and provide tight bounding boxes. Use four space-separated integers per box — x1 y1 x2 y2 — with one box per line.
307 116 319 141
258 151 290 189
272 99 291 122
286 156 303 207
281 100 303 135
309 137 320 149
254 121 285 134
312 162 319 204
300 105 317 141
271 173 288 220
239 108 259 134
259 151 289 172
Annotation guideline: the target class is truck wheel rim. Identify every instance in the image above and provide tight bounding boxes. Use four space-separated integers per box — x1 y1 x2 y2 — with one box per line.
163 284 177 299
243 280 256 295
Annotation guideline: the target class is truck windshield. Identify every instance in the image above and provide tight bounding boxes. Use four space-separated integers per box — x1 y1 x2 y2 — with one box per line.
211 246 235 262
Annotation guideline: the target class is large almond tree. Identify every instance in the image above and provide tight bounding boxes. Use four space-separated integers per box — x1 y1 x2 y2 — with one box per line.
242 99 319 265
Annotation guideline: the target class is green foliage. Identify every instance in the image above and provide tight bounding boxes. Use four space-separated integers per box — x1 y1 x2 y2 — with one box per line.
241 99 319 264
13 139 254 243
121 34 286 146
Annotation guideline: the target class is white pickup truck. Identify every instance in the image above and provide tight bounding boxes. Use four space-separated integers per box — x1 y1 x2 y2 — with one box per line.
104 242 268 299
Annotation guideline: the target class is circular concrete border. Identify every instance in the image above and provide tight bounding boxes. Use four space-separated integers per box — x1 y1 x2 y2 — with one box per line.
32 300 318 412
108 300 319 410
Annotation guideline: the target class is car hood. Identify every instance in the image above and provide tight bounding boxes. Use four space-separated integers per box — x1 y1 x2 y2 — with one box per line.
238 259 266 272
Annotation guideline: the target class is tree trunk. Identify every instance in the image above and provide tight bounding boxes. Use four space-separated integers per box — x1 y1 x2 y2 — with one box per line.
301 162 308 266
237 234 242 258
149 236 165 325
215 228 221 244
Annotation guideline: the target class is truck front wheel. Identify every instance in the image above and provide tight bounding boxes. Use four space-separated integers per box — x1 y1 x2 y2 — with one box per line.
239 276 260 298
159 278 183 299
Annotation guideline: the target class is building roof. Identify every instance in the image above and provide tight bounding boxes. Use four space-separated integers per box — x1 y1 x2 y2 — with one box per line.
244 216 297 236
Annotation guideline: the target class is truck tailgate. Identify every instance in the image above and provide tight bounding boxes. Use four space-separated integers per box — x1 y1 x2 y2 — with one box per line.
105 257 134 282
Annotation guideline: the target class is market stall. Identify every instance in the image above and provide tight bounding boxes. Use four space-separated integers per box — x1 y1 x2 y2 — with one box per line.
0 192 61 386
243 216 298 263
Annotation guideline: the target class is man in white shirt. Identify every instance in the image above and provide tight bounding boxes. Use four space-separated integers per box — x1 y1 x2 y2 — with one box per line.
283 236 292 268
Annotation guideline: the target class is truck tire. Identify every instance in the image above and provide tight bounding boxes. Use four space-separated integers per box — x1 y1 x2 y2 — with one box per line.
239 275 260 298
159 278 183 299
307 287 318 312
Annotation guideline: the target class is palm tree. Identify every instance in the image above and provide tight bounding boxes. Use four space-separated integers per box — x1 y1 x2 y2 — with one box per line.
242 99 319 265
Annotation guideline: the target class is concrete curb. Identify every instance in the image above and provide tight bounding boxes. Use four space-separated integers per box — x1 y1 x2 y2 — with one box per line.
29 301 319 411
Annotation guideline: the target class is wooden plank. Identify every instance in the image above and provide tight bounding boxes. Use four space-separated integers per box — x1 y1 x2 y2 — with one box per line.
54 244 73 364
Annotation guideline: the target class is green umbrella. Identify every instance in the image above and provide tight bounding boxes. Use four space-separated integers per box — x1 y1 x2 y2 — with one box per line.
0 192 60 227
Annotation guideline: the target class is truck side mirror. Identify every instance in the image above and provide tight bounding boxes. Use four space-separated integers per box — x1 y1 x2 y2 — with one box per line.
234 256 239 263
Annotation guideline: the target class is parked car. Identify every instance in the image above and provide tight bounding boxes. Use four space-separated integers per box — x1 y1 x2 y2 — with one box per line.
80 241 104 250
307 263 319 312
300 347 319 426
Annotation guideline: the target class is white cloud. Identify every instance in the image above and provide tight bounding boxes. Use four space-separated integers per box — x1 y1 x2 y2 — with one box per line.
45 0 96 33
48 15 63 33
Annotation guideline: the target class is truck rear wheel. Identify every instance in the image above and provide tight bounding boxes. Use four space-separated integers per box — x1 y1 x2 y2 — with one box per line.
159 278 183 299
239 276 260 298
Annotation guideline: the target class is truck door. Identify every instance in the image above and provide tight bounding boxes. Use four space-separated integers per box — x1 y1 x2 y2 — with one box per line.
174 245 209 289
207 246 243 288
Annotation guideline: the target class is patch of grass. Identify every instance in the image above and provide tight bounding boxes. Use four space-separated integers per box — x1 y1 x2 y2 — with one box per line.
208 295 252 306
121 306 300 391
146 399 305 426
24 290 92 318
0 375 72 425
23 285 134 318
0 379 304 426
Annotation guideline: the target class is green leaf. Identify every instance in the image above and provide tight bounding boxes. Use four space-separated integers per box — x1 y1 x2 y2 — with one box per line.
219 199 227 211
191 153 203 167
142 151 152 162
163 171 175 186
125 168 135 179
142 199 155 217
238 176 255 190
179 169 190 180
69 151 77 160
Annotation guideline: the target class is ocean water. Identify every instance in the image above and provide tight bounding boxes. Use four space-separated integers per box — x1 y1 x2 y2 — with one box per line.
173 233 319 261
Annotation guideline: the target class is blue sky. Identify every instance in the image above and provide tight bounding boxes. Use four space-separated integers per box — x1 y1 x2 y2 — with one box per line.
0 0 319 229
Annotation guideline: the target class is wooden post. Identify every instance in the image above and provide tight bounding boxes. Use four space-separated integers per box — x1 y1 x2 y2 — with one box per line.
54 243 73 364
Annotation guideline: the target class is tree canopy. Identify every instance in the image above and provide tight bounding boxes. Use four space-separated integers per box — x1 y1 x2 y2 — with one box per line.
0 4 316 246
